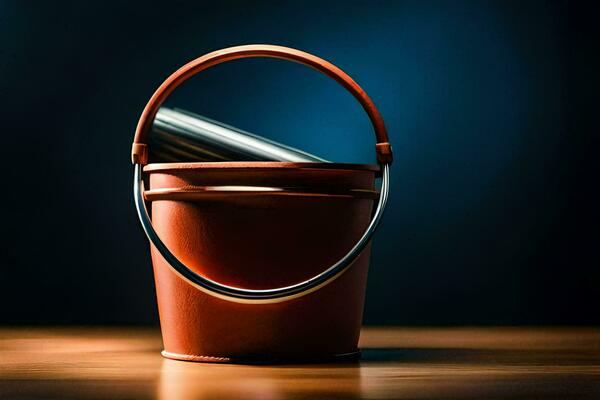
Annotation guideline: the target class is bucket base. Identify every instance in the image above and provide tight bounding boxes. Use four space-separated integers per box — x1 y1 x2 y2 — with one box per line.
161 349 361 364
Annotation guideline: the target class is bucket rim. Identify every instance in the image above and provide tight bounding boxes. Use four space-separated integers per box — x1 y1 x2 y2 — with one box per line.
143 161 380 173
144 186 379 201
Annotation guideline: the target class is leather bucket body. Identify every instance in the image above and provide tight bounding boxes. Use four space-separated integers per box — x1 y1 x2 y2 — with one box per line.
144 162 378 362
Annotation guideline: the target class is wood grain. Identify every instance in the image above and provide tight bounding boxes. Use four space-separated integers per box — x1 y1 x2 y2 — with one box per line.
1 327 598 399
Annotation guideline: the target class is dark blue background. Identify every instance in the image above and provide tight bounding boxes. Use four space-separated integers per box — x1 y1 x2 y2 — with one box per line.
1 1 597 325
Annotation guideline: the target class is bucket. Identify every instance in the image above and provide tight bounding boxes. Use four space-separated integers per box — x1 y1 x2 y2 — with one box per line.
132 45 393 363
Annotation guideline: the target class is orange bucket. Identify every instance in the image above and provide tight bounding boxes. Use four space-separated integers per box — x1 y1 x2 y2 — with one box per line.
132 45 393 363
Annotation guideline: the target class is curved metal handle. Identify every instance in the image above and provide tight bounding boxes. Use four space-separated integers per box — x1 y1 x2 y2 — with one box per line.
134 163 389 304
132 44 392 304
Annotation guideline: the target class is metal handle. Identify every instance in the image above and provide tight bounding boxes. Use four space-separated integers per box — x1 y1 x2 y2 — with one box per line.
135 163 389 304
133 44 392 304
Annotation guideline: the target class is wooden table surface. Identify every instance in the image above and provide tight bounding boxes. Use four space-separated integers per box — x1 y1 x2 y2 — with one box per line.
1 327 598 399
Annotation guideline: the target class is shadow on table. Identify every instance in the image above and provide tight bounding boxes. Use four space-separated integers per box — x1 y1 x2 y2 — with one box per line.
360 346 597 365
361 347 493 363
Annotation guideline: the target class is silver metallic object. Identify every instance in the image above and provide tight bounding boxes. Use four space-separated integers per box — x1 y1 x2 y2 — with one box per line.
134 163 390 303
151 107 329 163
